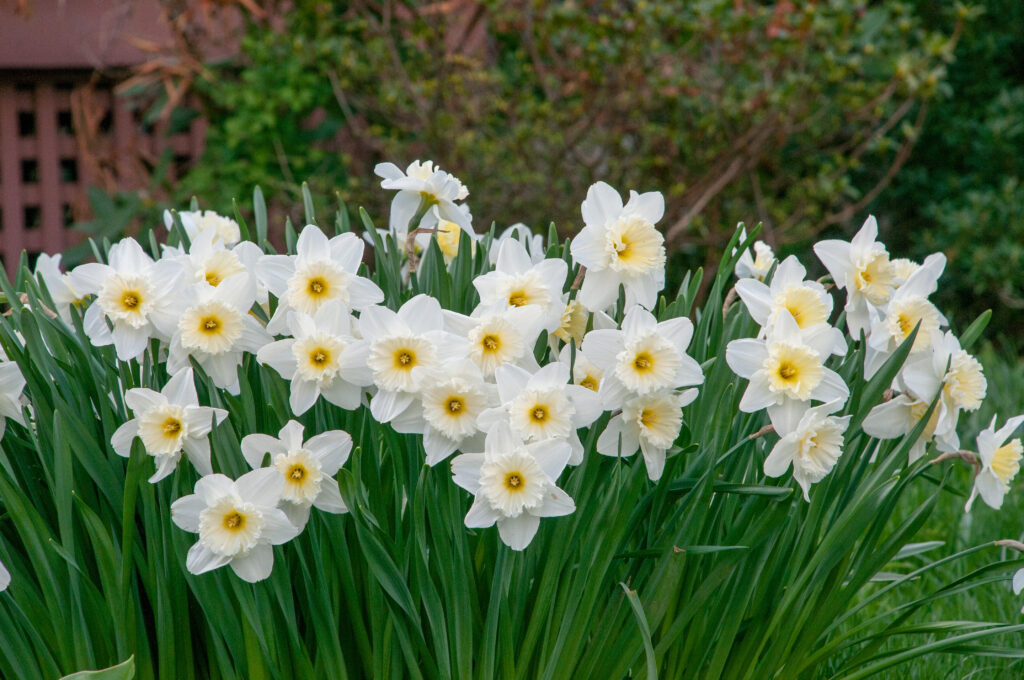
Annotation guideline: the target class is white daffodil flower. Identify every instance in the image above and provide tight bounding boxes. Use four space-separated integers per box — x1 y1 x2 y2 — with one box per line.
444 304 544 378
581 305 704 409
390 361 496 466
257 300 371 415
597 388 697 481
0 360 27 439
164 273 271 394
813 215 896 338
490 223 547 266
862 393 943 463
374 159 472 239
259 225 384 335
68 238 184 361
34 253 87 323
111 367 228 483
171 469 300 582
163 228 268 305
164 209 241 246
558 344 604 394
451 423 574 551
734 234 776 282
901 331 986 452
764 401 850 501
965 415 1024 511
569 181 667 312
864 253 947 378
360 294 469 424
735 255 845 356
473 239 568 332
478 362 602 465
726 310 849 432
241 420 351 528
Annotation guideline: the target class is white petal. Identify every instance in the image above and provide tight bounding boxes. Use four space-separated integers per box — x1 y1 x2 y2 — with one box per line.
398 294 443 334
306 430 353 471
182 437 213 476
370 389 415 424
494 363 532 404
261 508 301 544
813 240 853 287
289 379 320 416
568 226 606 269
124 387 165 415
764 437 796 477
186 542 232 575
639 439 667 481
235 468 286 506
241 433 286 469
112 323 151 361
577 272 620 313
580 329 624 370
581 181 623 228
297 224 330 262
164 367 198 407
313 477 348 513
725 339 768 379
497 513 540 550
625 190 664 224
527 439 571 480
464 496 500 528
862 398 914 439
537 486 575 517
111 420 138 457
229 544 274 582
170 493 206 532
195 474 236 504
451 452 484 493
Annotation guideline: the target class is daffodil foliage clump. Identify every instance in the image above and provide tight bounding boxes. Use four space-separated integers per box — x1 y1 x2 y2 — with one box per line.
0 162 1023 679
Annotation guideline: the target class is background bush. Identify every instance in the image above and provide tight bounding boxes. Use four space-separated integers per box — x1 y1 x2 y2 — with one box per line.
178 0 958 263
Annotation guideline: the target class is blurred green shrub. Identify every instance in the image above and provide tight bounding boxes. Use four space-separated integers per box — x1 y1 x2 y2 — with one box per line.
875 0 1024 348
178 0 961 262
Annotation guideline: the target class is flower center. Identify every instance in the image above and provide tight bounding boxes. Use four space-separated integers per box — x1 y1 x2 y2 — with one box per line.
447 396 464 413
778 362 798 381
508 291 528 307
395 349 416 369
288 464 307 481
308 277 328 297
162 417 182 437
311 348 330 365
199 316 221 334
205 271 222 286
482 335 500 352
504 472 524 491
639 408 657 427
633 352 653 371
579 375 599 391
531 406 548 423
223 511 245 532
121 292 141 310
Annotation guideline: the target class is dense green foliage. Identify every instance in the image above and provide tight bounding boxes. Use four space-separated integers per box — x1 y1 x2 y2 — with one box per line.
1 196 1022 678
874 0 1024 349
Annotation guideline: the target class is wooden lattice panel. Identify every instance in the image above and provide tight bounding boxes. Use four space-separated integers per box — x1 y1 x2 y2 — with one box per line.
0 71 206 274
